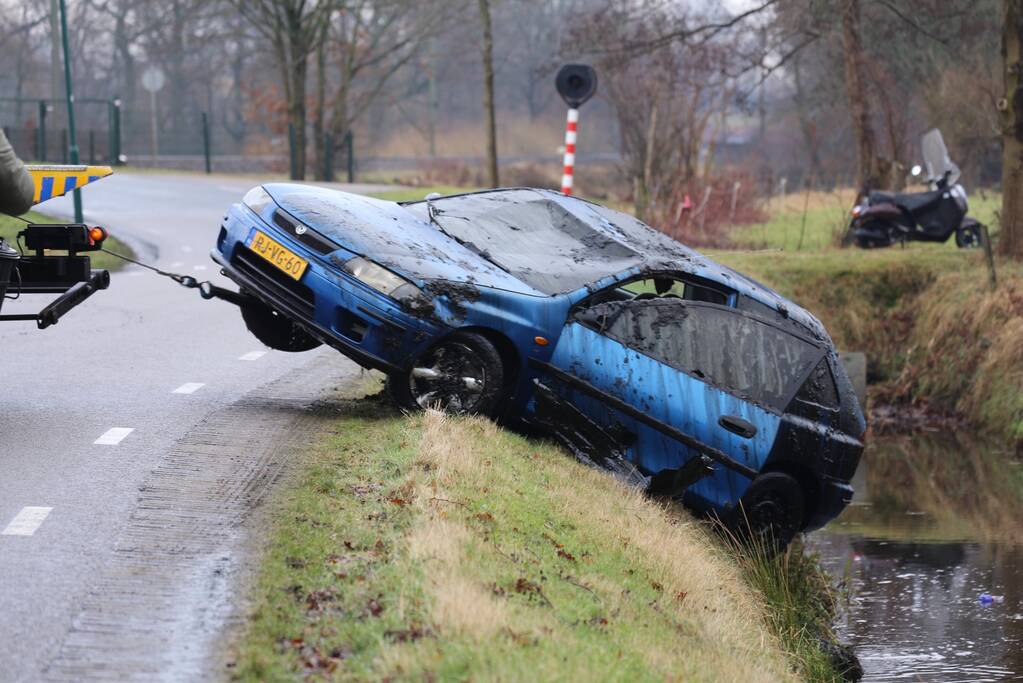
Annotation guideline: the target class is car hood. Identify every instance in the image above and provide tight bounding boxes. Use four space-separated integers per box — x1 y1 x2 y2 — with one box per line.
263 183 546 296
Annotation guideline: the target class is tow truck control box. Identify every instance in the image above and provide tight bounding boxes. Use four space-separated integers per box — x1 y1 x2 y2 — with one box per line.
0 223 111 328
0 165 115 329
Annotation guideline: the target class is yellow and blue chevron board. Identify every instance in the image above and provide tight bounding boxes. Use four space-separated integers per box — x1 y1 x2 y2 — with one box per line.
26 165 113 205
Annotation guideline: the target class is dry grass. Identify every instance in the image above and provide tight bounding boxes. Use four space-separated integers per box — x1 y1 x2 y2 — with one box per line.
389 410 797 683
233 399 838 681
368 116 618 159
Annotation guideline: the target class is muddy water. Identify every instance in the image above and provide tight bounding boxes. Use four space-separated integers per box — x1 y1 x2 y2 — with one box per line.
813 431 1023 682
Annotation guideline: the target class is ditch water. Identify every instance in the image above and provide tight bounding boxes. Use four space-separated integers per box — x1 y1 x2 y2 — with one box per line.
813 431 1023 682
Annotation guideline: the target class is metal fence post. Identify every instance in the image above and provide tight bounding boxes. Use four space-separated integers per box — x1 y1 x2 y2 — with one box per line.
324 133 334 182
345 130 354 183
981 224 998 291
201 112 212 174
37 100 47 161
288 123 298 180
110 98 123 165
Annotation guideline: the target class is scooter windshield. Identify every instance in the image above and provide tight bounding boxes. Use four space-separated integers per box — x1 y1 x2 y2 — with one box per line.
921 129 960 186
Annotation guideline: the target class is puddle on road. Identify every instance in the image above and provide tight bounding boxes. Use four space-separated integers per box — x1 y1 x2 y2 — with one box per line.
812 431 1023 682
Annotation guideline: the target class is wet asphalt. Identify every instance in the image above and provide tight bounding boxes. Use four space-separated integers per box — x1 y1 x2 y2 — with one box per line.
0 173 388 682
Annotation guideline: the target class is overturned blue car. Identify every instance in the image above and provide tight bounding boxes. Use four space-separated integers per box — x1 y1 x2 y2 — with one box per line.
211 186 865 546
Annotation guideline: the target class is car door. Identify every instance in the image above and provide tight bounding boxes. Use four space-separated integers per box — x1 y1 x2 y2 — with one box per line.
531 298 826 512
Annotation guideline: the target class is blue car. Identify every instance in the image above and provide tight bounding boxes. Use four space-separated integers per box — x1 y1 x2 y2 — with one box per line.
212 185 865 545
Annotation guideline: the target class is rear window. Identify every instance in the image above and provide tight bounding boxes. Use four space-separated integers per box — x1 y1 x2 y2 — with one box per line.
575 299 824 411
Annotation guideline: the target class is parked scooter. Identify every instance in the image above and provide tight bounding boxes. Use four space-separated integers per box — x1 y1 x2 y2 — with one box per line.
847 129 984 249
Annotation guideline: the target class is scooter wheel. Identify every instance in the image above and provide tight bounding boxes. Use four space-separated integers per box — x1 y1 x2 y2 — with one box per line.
955 224 983 249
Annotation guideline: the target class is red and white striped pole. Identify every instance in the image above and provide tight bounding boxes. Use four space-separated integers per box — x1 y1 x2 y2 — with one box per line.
561 107 579 195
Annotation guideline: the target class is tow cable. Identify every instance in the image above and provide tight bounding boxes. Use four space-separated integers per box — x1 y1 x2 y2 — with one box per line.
99 247 250 307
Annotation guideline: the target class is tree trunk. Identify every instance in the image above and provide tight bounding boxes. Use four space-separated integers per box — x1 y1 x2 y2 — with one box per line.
1000 0 1023 259
312 38 327 181
428 38 439 157
478 0 499 187
634 103 658 222
50 0 61 104
793 56 824 182
290 62 307 180
284 7 308 181
841 0 881 193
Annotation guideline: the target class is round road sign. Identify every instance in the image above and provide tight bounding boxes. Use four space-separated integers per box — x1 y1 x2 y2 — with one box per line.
141 66 166 93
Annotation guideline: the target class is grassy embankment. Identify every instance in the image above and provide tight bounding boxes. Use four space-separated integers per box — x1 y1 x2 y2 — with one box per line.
711 189 1023 449
0 210 134 271
229 383 842 682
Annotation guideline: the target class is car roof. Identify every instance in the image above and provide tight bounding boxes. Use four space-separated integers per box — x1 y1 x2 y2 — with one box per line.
403 188 830 342
264 184 828 343
402 188 702 295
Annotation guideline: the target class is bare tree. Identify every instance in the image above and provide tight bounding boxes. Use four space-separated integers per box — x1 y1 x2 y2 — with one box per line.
310 0 442 180
1001 0 1023 258
231 0 333 179
840 0 881 192
478 0 499 187
580 3 743 219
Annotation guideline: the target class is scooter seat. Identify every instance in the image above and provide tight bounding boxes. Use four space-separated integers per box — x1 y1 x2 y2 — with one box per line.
893 189 943 214
868 190 896 204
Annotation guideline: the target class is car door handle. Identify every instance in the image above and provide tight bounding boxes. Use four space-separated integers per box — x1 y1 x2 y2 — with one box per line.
719 415 757 439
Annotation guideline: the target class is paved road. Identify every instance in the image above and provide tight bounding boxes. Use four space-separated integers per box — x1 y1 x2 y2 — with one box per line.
0 173 388 681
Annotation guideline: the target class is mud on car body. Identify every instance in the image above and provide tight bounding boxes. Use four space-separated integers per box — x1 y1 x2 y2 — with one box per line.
211 186 865 547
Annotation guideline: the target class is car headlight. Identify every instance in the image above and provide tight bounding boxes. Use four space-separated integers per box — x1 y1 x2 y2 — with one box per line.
243 186 275 215
343 257 424 303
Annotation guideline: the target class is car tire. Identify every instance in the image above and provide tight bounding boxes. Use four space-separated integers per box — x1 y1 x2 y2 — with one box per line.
728 471 804 552
239 299 322 352
388 331 505 417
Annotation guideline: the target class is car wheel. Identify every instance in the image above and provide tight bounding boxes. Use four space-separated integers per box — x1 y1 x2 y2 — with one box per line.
239 299 322 352
728 472 804 552
388 331 504 416
955 224 982 249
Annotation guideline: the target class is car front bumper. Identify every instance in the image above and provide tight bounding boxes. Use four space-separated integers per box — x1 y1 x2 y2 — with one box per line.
212 205 447 374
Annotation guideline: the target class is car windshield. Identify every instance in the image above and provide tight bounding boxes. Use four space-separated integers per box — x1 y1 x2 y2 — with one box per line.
404 190 670 295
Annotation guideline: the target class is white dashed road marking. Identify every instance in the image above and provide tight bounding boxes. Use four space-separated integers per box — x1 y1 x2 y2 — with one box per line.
238 351 266 361
172 382 205 394
2 507 53 536
94 427 134 445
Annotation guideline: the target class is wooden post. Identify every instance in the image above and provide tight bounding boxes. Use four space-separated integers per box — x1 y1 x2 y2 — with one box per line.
982 223 998 290
729 181 741 222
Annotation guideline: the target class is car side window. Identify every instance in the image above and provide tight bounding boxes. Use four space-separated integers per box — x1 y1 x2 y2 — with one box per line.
575 299 823 412
619 276 730 306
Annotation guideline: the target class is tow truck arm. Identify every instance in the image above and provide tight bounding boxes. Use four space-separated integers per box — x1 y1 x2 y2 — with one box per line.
0 223 111 329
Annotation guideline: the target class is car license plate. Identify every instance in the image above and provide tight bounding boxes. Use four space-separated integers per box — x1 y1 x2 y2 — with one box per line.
246 229 308 281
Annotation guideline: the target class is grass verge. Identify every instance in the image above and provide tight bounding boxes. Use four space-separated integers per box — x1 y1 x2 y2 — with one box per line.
0 210 135 271
230 396 844 681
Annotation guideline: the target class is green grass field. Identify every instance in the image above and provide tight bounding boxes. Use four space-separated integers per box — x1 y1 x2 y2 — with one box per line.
730 188 1002 252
